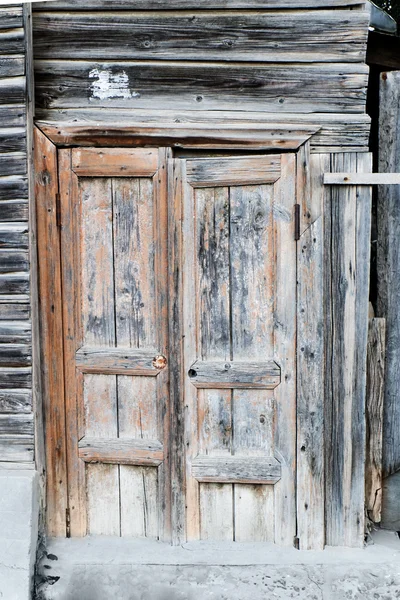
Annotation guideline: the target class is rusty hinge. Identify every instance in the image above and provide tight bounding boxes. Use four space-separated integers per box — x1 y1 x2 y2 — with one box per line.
66 508 71 538
294 204 301 241
55 193 61 228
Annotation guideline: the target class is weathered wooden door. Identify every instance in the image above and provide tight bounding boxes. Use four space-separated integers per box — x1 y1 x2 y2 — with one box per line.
171 154 297 545
52 147 296 544
58 148 171 539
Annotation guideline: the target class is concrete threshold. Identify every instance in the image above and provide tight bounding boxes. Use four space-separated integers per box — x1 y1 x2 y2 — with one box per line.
36 530 400 600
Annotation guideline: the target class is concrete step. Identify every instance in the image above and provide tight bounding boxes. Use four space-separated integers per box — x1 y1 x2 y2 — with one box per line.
35 530 400 600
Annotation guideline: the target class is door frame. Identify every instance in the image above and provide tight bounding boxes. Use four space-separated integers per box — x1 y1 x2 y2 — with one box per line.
34 123 325 548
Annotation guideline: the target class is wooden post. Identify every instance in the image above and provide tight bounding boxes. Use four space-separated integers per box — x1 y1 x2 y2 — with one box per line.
365 318 385 524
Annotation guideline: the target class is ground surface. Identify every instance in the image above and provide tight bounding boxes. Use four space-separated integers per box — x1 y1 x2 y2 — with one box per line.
36 530 400 600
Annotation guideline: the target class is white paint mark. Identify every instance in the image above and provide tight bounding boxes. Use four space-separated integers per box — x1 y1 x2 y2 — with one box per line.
89 69 140 100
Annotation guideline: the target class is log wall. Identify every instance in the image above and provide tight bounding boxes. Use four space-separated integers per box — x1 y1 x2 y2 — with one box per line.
0 4 34 468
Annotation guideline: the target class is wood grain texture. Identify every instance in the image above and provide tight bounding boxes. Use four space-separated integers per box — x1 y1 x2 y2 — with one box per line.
0 76 25 104
0 413 33 436
188 360 280 389
0 389 31 413
0 152 27 177
377 72 400 484
0 105 25 128
34 128 68 537
325 152 372 547
0 176 28 200
32 10 368 63
0 56 24 78
71 147 158 176
366 318 385 524
76 347 166 376
78 437 163 466
0 223 28 249
325 173 400 185
32 0 367 9
187 156 281 186
0 344 31 366
34 61 368 114
0 29 24 55
0 435 33 463
0 6 22 29
0 367 31 389
0 201 28 222
0 273 29 296
0 320 30 343
192 456 281 484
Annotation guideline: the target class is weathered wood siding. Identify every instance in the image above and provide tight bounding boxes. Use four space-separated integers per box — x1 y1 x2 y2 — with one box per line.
0 5 34 467
32 1 371 152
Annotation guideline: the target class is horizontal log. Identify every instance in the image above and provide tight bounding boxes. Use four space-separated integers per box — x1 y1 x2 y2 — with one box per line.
0 6 22 30
0 320 31 343
0 105 26 128
78 437 164 466
325 173 399 185
0 176 28 200
76 346 167 375
0 153 27 177
34 61 369 114
35 110 371 153
191 455 281 484
0 128 26 153
0 273 30 296
0 344 32 367
72 147 159 176
0 223 29 249
186 156 281 187
0 29 24 55
0 251 29 274
0 201 29 222
0 56 24 79
32 1 367 9
0 368 32 389
0 389 32 413
32 11 369 64
0 435 34 463
0 77 25 105
188 360 280 389
0 413 33 436
0 303 30 320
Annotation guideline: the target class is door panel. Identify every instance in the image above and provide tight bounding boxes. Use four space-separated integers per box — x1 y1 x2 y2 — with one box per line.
178 154 297 544
59 148 170 539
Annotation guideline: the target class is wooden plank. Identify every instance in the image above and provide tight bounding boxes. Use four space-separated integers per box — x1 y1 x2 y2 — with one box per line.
0 389 32 413
32 0 367 9
87 464 120 536
0 176 28 201
32 10 369 64
34 128 68 537
79 437 164 466
366 318 386 524
192 456 281 484
187 156 281 187
0 251 29 273
188 360 280 389
0 56 24 78
0 29 24 55
76 347 166 375
0 344 31 367
0 77 25 105
34 61 368 114
0 461 34 470
0 6 22 29
325 152 372 547
71 147 158 176
0 201 28 222
325 173 400 185
0 153 27 177
0 414 33 436
200 484 233 541
0 223 29 249
0 321 30 343
0 368 32 389
296 152 328 551
0 435 34 463
0 273 29 296
377 72 400 491
119 467 159 538
0 303 30 320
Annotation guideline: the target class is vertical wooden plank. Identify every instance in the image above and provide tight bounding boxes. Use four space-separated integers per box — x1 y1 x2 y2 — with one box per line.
365 318 385 524
377 72 400 528
273 154 297 546
34 127 67 536
296 152 328 550
58 150 86 536
234 485 274 542
325 152 372 547
196 185 233 540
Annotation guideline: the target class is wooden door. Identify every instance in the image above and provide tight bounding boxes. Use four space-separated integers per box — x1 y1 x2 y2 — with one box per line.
172 154 297 545
58 147 171 539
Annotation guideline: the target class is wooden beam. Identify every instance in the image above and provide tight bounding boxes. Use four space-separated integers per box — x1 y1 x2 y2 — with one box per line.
188 360 280 389
75 347 167 376
325 173 400 185
32 0 367 9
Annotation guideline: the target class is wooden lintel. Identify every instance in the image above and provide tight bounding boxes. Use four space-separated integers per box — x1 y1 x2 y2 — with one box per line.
324 173 400 185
